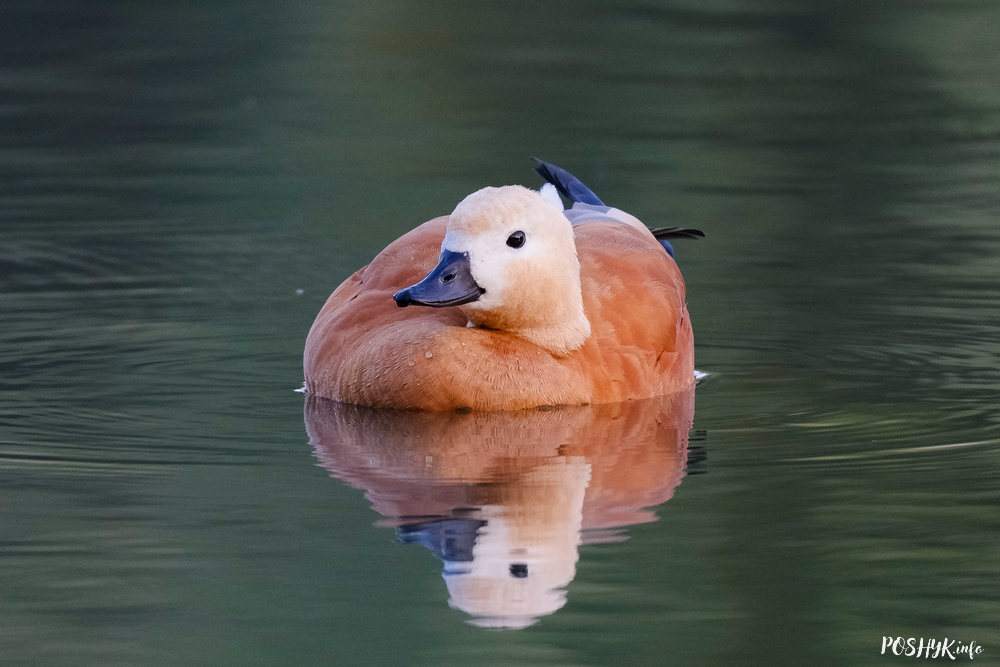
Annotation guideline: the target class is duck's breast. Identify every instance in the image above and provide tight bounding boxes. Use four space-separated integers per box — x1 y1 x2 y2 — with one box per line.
304 217 461 406
304 218 590 409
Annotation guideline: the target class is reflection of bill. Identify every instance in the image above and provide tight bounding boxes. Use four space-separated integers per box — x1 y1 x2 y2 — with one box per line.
305 388 694 629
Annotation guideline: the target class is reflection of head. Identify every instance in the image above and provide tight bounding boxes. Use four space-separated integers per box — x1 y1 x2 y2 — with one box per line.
438 459 591 629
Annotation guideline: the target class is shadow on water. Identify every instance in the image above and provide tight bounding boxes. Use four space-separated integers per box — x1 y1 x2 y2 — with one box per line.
304 388 695 629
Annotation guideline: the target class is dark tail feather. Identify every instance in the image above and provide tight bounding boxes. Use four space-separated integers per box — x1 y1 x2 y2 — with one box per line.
531 157 605 206
650 227 705 257
650 227 706 240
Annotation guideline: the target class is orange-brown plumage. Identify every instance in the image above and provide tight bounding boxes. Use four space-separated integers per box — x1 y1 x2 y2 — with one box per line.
304 164 696 411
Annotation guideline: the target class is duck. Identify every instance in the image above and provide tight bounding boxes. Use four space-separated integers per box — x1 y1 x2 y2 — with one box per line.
303 158 703 411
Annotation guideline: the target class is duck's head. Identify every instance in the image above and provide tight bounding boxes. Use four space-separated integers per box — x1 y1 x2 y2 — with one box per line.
394 185 591 355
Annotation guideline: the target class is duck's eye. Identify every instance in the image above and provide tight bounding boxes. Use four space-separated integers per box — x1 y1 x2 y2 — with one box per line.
509 563 528 578
506 231 526 249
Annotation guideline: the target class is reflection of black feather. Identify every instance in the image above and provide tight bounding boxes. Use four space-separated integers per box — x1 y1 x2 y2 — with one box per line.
531 156 605 206
397 518 487 563
686 430 709 475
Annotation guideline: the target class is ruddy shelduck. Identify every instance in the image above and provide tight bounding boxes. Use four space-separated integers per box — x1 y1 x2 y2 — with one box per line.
303 159 702 410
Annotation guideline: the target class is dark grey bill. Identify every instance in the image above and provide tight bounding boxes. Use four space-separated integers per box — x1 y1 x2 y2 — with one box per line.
393 249 485 308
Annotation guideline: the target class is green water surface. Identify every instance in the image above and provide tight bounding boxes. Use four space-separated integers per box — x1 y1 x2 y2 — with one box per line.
1 1 998 665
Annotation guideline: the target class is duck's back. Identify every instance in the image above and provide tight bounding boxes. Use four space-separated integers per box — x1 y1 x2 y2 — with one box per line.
572 219 694 403
303 216 693 410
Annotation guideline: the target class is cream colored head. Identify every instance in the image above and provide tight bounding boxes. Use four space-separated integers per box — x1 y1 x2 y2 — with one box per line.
442 185 591 355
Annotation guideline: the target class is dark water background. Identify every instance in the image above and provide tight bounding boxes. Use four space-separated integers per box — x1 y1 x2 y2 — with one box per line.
2 1 998 664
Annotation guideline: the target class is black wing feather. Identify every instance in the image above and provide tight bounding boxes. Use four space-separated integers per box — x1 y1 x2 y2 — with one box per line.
649 227 706 240
530 156 605 206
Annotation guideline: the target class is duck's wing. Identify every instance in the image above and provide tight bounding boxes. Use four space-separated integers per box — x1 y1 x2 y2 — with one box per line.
531 156 605 205
531 157 704 256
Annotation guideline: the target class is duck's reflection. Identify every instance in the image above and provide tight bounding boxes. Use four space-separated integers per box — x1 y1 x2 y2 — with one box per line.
305 388 694 629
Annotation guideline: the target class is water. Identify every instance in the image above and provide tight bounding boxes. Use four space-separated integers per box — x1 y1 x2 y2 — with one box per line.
2 1 999 664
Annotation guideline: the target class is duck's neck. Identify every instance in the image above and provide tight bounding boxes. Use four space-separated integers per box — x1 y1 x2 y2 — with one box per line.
463 292 591 357
514 310 592 356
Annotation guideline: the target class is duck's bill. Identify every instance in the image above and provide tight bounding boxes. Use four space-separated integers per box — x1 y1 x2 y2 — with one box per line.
394 250 485 308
